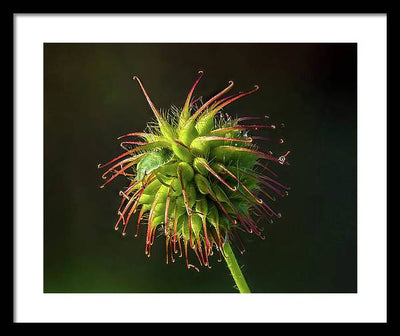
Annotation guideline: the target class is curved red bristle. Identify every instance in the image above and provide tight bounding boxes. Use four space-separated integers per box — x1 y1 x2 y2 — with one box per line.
166 236 170 264
255 162 279 177
117 132 148 140
203 85 259 119
190 96 203 106
189 81 234 121
100 162 135 188
199 160 237 192
164 185 173 236
251 136 284 144
259 200 281 218
173 207 179 252
124 188 145 233
195 239 205 266
178 166 195 248
136 206 146 237
258 173 290 191
207 188 235 226
231 229 246 254
170 238 176 263
101 157 135 179
217 146 287 165
97 150 146 170
114 190 140 231
234 116 268 123
238 169 286 197
210 124 275 135
183 70 204 115
132 76 163 122
184 240 190 268
258 187 276 202
120 141 147 147
195 136 252 144
278 151 291 165
217 164 263 204
177 236 183 257
213 94 236 106
116 181 137 214
146 192 160 244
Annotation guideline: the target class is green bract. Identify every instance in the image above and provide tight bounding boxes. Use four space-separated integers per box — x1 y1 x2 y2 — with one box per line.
98 71 290 271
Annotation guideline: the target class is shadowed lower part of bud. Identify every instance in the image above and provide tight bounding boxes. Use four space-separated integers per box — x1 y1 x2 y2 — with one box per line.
98 71 291 293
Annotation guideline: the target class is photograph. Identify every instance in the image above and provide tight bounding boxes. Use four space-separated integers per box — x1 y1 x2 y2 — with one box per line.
44 42 357 294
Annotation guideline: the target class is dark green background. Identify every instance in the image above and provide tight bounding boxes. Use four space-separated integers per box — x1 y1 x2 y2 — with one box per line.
44 43 357 293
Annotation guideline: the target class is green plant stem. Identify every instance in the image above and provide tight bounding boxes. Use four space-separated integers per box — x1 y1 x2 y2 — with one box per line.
223 241 251 293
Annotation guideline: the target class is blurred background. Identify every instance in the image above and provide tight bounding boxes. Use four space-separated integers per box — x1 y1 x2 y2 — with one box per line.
44 43 357 293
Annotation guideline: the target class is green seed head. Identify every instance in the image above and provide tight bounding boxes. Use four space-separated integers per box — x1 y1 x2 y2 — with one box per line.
98 71 290 270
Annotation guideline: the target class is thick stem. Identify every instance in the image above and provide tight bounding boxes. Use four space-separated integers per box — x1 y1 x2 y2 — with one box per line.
223 241 251 293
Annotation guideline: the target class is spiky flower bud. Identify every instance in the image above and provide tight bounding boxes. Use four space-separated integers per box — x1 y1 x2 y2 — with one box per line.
98 71 290 275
